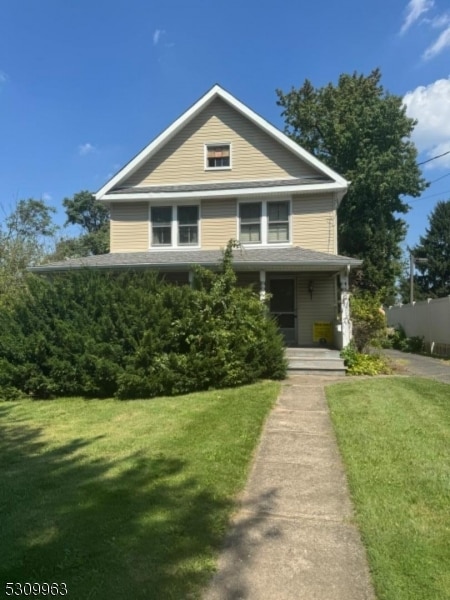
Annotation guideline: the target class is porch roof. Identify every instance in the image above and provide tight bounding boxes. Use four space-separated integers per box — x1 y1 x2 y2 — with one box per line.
30 247 362 273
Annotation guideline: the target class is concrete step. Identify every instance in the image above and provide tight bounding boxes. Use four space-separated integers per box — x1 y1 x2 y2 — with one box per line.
284 348 346 375
285 348 339 359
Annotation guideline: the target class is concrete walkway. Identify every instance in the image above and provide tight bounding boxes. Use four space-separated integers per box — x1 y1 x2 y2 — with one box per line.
203 376 375 600
382 349 450 384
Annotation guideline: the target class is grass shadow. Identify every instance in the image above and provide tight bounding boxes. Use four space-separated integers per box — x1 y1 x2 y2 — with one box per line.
0 403 233 599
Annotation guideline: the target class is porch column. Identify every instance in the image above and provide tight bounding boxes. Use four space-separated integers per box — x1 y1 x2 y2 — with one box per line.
340 269 352 348
259 270 266 301
188 270 194 288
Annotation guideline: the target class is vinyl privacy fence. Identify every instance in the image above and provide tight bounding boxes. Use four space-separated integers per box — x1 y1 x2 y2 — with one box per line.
387 296 450 356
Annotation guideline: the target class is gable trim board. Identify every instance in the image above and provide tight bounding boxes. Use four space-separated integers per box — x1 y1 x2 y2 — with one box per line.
95 85 348 201
102 181 344 202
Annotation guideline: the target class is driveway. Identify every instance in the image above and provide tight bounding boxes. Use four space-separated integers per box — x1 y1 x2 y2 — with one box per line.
382 349 450 384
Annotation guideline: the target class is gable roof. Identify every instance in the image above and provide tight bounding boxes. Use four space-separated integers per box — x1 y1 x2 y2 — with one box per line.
95 84 348 200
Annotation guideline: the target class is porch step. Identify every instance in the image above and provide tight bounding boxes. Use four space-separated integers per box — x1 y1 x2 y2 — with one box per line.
285 348 346 375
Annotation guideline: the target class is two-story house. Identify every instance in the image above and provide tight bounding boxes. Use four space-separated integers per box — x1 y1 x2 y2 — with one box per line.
35 85 361 348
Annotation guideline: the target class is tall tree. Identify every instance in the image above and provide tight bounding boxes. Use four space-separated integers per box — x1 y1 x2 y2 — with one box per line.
0 199 57 305
63 190 109 234
413 200 450 298
50 191 110 260
276 69 427 299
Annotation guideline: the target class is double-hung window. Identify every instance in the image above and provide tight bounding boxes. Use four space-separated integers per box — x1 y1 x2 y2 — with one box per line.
268 201 289 242
239 200 290 245
151 205 199 247
239 203 261 243
178 206 199 245
151 206 172 246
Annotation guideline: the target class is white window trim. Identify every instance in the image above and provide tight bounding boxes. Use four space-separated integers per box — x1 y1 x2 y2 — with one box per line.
204 142 232 171
237 198 292 247
149 202 201 250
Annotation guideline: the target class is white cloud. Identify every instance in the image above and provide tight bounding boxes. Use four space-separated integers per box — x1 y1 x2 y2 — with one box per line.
153 29 165 46
0 70 8 84
403 78 450 168
42 193 52 201
78 142 96 156
427 12 450 27
423 25 450 59
400 0 434 34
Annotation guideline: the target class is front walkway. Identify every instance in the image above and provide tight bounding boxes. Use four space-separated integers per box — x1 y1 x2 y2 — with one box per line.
203 376 375 600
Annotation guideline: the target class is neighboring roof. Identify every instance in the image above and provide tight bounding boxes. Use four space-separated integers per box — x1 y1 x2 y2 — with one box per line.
30 247 362 274
95 84 348 200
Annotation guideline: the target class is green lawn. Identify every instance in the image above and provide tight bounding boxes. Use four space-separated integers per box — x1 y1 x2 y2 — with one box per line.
0 382 279 600
327 377 450 600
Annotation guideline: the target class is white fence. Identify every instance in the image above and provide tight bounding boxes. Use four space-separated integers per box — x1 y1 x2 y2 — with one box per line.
387 296 450 356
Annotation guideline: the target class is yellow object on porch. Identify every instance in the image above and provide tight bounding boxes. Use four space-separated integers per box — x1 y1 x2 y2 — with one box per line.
313 322 333 344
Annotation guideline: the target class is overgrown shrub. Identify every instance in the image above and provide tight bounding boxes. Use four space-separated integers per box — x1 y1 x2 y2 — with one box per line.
351 292 387 352
341 342 391 376
0 245 287 399
387 326 425 353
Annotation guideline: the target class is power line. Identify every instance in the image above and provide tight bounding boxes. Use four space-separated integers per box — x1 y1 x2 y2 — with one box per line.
428 171 450 184
418 149 450 166
409 188 450 202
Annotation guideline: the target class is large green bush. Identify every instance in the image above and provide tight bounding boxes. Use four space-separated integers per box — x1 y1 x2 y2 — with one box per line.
0 248 286 399
350 292 387 352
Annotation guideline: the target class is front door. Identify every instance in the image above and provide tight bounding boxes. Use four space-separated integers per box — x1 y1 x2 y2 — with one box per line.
269 278 297 345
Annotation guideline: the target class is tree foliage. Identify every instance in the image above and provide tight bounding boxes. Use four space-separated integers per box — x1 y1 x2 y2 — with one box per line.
50 191 110 260
276 69 427 299
412 200 450 298
0 199 57 306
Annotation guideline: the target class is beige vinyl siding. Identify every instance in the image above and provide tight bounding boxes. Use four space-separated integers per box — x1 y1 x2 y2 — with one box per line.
110 202 149 252
201 198 237 249
120 98 321 188
292 194 336 253
295 274 337 346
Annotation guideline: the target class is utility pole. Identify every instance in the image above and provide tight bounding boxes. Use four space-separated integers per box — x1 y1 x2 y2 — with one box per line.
409 252 428 304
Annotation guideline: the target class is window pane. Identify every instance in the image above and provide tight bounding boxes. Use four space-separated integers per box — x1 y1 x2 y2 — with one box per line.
152 206 171 224
153 226 171 245
178 206 198 225
240 203 261 222
241 224 261 242
179 226 198 245
268 223 289 242
208 156 230 168
268 202 289 222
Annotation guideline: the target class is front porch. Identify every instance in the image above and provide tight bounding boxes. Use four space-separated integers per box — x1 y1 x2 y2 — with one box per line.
236 268 352 350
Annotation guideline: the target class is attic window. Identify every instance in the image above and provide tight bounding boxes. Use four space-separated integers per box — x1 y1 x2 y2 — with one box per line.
206 144 231 169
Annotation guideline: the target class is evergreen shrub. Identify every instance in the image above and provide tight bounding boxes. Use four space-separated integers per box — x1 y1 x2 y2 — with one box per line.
0 247 287 399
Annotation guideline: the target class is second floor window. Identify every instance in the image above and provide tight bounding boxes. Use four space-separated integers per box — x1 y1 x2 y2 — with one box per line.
152 206 172 246
151 205 199 247
178 206 199 245
240 203 261 242
268 201 289 242
239 200 290 245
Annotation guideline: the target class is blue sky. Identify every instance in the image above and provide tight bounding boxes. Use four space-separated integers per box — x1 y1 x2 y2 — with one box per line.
1 0 449 250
